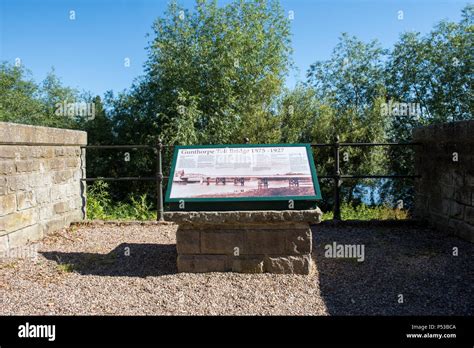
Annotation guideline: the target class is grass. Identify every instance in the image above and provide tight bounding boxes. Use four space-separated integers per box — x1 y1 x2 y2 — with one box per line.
57 263 75 273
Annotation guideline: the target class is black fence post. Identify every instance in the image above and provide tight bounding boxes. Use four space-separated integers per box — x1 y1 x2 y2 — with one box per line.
156 138 164 221
334 135 342 220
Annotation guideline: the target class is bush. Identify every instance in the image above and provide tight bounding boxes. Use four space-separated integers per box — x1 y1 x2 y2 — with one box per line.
86 180 156 220
322 202 409 221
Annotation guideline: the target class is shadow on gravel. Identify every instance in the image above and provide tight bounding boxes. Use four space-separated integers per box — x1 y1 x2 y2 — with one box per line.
41 243 177 277
313 221 474 315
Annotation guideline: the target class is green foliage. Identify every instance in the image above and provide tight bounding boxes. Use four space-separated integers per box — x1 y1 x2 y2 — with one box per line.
86 180 112 220
86 180 156 220
322 203 409 221
382 5 473 207
283 34 391 209
57 263 75 273
0 63 42 124
0 63 82 128
109 0 292 146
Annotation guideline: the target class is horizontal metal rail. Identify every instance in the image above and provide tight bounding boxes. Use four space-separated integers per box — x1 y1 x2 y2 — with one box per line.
82 177 156 181
82 145 155 149
318 174 419 179
311 142 421 147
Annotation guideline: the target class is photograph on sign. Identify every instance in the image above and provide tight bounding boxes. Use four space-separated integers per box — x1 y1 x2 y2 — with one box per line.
166 144 321 201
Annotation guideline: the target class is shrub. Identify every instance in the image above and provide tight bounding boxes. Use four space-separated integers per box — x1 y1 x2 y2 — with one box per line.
322 202 409 221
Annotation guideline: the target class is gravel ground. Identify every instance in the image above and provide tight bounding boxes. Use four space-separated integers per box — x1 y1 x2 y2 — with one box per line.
0 221 472 315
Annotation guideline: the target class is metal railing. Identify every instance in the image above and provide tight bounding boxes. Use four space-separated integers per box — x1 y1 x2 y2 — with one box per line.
310 136 421 220
80 137 421 221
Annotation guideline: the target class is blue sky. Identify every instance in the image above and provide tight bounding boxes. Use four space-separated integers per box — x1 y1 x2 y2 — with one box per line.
0 0 469 97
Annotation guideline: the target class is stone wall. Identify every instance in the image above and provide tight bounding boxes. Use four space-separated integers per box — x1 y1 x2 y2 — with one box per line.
0 122 87 252
413 120 474 242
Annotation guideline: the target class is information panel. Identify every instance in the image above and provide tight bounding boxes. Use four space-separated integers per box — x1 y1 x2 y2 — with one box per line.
165 144 321 208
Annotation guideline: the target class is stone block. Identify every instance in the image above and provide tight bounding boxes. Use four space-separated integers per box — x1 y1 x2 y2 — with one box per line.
0 194 16 216
0 209 38 233
176 227 200 254
430 198 451 216
454 189 471 205
53 170 74 184
449 201 465 219
464 206 474 225
0 146 18 159
6 175 30 192
41 216 66 235
448 219 474 243
39 205 54 221
0 234 8 253
51 185 68 201
53 201 70 214
63 209 84 225
69 197 83 210
15 160 40 173
66 157 79 168
35 188 51 204
439 171 452 186
452 170 464 187
264 255 313 275
49 158 65 170
28 173 49 188
0 177 7 196
36 147 54 159
7 225 43 249
285 227 312 254
16 191 36 210
177 255 229 273
440 183 455 200
0 122 87 146
201 229 244 254
244 229 287 255
231 256 264 273
166 209 323 225
73 168 83 181
55 148 66 157
466 174 474 188
0 161 15 175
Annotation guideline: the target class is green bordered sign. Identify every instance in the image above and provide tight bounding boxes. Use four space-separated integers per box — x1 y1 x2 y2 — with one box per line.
165 144 322 211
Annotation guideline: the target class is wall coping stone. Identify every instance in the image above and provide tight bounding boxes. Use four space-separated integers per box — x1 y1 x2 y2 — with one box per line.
165 208 323 224
0 122 87 146
413 120 474 143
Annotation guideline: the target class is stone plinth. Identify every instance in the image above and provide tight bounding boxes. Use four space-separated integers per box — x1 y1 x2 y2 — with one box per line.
165 209 322 274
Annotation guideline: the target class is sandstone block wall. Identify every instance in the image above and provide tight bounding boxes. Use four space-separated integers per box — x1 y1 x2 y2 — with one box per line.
0 122 87 252
413 120 474 242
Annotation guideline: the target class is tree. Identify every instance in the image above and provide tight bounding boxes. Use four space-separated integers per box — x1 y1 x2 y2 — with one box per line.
0 63 43 124
305 34 390 207
111 0 292 147
0 63 85 129
382 4 473 208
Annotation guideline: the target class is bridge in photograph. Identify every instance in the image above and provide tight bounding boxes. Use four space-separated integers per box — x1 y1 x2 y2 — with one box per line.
176 175 312 187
